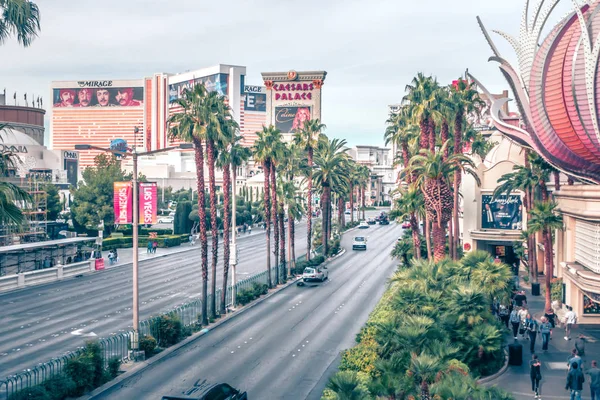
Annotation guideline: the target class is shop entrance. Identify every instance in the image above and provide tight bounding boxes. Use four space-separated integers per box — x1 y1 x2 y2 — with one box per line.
488 244 518 267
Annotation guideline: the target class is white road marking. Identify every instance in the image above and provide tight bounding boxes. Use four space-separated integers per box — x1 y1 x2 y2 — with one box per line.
546 362 567 370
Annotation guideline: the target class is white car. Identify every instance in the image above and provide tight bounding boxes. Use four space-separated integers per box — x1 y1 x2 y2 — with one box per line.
352 236 367 250
302 266 328 282
158 216 174 224
358 221 369 229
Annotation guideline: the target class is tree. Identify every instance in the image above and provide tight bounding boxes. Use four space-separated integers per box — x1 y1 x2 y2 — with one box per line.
167 84 219 326
0 0 40 47
71 154 129 232
294 119 326 261
528 201 563 313
269 130 286 285
41 184 61 221
390 186 424 258
174 201 192 234
326 371 368 400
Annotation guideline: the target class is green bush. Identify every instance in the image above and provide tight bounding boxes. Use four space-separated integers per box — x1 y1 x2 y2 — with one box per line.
237 288 254 305
107 357 121 378
155 314 184 347
139 335 157 358
251 282 268 297
42 375 75 400
8 386 51 400
310 255 325 266
65 354 96 396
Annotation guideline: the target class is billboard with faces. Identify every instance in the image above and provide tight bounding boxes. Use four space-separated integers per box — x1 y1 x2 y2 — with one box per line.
53 86 144 108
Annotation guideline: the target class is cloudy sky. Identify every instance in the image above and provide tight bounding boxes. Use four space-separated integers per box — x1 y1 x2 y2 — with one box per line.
0 0 575 147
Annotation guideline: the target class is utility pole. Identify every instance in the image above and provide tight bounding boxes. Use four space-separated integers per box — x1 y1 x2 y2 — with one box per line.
231 161 238 308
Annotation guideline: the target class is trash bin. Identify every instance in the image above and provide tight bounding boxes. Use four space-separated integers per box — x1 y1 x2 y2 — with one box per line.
508 342 523 366
532 282 541 296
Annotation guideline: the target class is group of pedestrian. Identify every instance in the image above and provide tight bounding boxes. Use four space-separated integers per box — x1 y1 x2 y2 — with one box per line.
107 249 119 265
146 240 158 254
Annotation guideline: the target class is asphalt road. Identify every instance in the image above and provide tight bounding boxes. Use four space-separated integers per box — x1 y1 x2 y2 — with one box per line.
92 220 400 400
0 222 312 380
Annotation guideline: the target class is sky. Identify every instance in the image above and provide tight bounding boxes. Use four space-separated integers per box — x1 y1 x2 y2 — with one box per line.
0 0 576 148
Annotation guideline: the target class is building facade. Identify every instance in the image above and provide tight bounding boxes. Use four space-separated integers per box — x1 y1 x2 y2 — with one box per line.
0 93 45 145
346 145 395 206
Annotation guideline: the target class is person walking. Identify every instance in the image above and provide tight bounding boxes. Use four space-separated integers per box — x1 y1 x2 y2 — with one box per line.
545 307 557 328
566 362 585 400
565 306 578 341
569 349 583 373
530 354 542 398
519 306 529 339
526 313 539 353
510 307 522 340
587 360 600 400
540 316 552 352
152 240 158 254
147 240 152 254
499 304 510 328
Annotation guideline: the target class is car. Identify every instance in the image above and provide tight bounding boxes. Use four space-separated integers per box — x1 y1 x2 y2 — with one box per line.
161 383 247 400
379 218 390 225
344 210 351 215
302 266 328 282
401 221 411 229
158 216 174 224
358 221 369 229
352 236 367 250
367 218 376 225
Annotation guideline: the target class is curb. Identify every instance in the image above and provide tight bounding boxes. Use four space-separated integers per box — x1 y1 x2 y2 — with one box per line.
477 348 509 385
81 274 302 400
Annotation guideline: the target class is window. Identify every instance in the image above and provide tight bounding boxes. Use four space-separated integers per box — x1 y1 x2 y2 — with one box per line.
575 220 600 273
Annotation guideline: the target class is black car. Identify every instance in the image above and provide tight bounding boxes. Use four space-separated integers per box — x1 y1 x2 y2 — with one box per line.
379 218 390 225
162 383 247 400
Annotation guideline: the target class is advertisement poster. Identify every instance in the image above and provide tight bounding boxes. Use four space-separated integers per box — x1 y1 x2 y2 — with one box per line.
169 73 229 102
139 182 157 225
244 93 266 112
53 87 143 108
274 106 311 133
114 182 133 224
64 159 78 186
481 194 522 230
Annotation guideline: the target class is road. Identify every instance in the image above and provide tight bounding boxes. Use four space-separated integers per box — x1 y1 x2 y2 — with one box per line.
93 220 400 400
0 222 312 380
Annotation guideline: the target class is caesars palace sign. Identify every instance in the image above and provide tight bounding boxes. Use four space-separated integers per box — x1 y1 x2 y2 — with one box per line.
272 83 316 101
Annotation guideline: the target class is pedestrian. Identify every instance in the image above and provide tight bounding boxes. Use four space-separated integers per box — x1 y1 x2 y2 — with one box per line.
519 306 529 339
540 316 552 352
189 234 193 246
114 249 119 262
526 313 539 352
530 354 542 398
587 360 600 400
566 361 585 400
499 304 510 328
565 306 578 341
514 290 528 308
147 241 152 254
152 240 158 254
248 225 252 234
569 349 583 373
576 334 586 358
545 307 557 328
107 250 115 265
510 307 522 340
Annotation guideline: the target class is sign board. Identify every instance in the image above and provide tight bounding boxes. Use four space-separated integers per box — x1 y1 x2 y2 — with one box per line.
481 194 522 230
139 182 157 225
114 182 133 224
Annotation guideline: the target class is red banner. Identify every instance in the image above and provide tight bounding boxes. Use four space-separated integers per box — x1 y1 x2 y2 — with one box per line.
139 182 157 225
114 182 133 224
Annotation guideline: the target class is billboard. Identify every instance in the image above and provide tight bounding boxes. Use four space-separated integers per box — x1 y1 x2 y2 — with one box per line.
481 194 522 230
114 182 133 224
169 73 229 102
139 182 157 225
53 86 143 108
274 106 311 134
244 85 266 112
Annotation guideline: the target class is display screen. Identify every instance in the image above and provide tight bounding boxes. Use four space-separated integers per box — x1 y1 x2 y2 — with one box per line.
481 194 522 230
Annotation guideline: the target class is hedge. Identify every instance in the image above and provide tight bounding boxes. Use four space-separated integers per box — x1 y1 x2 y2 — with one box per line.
101 234 189 250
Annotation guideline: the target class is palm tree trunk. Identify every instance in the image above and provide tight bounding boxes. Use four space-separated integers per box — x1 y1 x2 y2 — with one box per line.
290 212 296 271
410 213 421 259
362 186 366 220
306 148 313 261
431 218 446 262
402 141 411 180
453 172 460 261
453 111 464 261
526 190 538 284
263 161 272 288
428 117 436 152
270 162 279 286
425 214 432 260
420 117 428 149
349 183 354 224
448 218 454 260
322 185 330 255
192 137 208 326
544 228 554 313
554 171 561 192
441 120 449 160
288 209 294 276
338 197 344 229
279 200 285 281
206 139 219 318
220 163 231 313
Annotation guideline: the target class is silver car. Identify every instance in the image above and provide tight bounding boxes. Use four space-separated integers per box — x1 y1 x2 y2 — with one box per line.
302 266 328 282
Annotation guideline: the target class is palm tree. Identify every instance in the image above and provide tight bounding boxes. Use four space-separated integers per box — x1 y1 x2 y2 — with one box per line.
355 165 370 221
0 0 41 47
167 84 218 326
408 142 480 261
527 201 563 313
390 186 424 259
269 130 285 285
326 371 368 400
313 137 349 255
402 73 440 151
281 180 304 275
294 119 326 261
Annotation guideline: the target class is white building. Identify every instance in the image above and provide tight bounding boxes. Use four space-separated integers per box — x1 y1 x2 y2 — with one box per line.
345 145 395 205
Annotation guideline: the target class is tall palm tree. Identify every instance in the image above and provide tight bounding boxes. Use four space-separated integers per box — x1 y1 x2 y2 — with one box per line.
527 201 563 313
0 0 40 47
269 130 285 285
355 164 370 221
391 186 424 259
253 126 279 288
408 142 480 261
402 73 441 150
167 84 218 326
314 137 349 254
281 180 304 275
294 119 326 261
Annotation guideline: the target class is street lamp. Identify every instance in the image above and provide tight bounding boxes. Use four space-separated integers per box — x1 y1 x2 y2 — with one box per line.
75 136 192 350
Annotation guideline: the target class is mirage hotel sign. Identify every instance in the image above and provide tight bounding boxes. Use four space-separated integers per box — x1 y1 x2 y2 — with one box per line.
77 80 114 88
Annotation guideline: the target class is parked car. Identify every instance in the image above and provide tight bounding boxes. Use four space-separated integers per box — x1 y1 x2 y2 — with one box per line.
352 236 367 250
161 383 247 400
158 216 174 224
379 217 390 225
358 221 369 229
401 221 411 229
367 218 376 225
302 266 328 282
344 209 351 215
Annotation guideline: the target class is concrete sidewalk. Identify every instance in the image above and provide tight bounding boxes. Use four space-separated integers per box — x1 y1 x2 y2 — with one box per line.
487 273 600 399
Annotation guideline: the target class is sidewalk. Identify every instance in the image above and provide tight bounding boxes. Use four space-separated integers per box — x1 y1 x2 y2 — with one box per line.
487 272 600 399
100 228 265 269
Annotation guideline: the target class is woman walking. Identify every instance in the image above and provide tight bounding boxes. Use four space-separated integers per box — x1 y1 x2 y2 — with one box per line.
530 354 542 398
540 316 552 352
526 313 539 353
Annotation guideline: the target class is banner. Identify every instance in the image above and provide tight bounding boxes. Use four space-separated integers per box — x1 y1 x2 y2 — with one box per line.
139 182 157 225
244 91 266 112
274 106 311 133
114 182 133 224
481 194 522 230
169 73 229 102
53 86 143 108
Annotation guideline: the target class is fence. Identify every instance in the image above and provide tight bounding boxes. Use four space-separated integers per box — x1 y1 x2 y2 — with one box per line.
0 261 290 398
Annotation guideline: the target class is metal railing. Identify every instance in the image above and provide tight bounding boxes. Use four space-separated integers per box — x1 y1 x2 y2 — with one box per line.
0 261 292 398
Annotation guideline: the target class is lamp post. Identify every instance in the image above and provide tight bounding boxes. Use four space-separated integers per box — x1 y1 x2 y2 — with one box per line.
75 136 192 349
230 158 238 309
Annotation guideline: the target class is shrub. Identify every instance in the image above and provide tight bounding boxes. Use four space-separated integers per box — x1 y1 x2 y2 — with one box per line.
251 282 268 297
65 354 96 396
237 288 254 305
139 335 157 358
310 255 325 266
8 386 51 400
108 357 121 378
42 375 75 400
156 314 185 347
